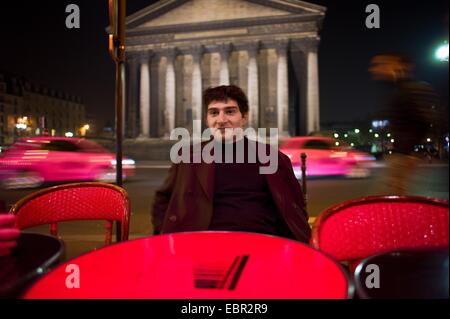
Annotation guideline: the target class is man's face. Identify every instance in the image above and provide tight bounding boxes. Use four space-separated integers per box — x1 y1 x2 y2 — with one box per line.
206 99 248 140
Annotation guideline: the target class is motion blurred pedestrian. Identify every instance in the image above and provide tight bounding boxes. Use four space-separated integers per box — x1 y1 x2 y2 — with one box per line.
369 53 441 194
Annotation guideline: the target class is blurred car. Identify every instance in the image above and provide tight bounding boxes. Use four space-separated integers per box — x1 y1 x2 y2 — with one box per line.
280 137 376 179
0 137 135 189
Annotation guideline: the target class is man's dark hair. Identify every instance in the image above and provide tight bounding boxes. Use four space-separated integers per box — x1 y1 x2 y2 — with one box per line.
203 85 249 115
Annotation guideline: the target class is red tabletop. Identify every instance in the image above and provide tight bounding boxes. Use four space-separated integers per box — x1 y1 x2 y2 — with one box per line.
24 231 350 299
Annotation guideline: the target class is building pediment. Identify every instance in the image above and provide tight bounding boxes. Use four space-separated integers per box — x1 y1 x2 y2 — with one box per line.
127 0 325 30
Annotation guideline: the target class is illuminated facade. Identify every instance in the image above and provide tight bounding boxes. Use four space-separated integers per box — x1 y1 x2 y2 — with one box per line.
124 0 325 138
0 72 85 145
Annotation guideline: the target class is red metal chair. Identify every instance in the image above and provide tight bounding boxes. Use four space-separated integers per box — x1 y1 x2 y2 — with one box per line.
10 182 130 245
311 195 449 267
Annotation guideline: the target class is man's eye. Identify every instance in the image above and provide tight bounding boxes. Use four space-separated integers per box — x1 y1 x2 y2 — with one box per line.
226 109 236 115
209 110 218 116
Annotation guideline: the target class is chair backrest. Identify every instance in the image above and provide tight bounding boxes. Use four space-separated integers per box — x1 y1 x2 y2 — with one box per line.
10 182 130 245
311 195 449 262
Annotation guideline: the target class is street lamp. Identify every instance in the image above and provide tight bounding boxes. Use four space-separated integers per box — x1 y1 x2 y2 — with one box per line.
15 116 29 136
80 124 90 136
435 41 449 62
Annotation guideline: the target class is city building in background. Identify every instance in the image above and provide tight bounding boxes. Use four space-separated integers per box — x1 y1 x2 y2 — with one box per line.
321 118 449 160
0 71 86 145
124 0 325 138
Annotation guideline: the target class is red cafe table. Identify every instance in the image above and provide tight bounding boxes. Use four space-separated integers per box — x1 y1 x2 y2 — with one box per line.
24 231 351 299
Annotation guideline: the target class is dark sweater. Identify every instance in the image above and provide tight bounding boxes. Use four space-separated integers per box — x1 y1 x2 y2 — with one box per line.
209 138 295 239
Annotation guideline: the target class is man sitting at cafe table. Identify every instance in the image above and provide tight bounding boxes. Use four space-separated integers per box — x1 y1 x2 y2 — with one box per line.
151 85 311 243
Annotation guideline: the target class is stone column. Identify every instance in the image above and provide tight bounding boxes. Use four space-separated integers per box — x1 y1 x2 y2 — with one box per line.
150 52 161 137
191 46 203 123
276 40 289 136
218 44 231 85
306 42 320 134
126 54 139 138
247 43 260 128
139 52 151 138
163 48 176 136
290 39 320 135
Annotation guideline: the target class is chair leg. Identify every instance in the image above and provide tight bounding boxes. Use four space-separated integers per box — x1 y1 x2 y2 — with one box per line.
105 221 112 245
50 223 58 236
116 221 122 242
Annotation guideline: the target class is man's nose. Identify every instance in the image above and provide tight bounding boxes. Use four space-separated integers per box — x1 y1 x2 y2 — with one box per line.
217 111 227 123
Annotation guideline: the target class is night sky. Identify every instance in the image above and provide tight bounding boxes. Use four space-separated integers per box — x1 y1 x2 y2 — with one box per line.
0 0 448 129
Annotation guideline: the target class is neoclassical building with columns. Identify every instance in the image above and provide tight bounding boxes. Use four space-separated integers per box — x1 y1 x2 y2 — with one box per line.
124 0 325 138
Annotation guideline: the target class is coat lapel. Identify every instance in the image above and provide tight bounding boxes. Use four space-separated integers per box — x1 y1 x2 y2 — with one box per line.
264 161 287 218
195 162 215 202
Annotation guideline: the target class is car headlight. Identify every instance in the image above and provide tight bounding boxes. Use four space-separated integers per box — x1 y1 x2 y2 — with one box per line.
110 159 135 166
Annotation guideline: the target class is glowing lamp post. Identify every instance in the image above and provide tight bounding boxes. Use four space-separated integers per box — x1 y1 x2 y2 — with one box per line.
435 42 449 62
80 124 90 137
15 116 29 137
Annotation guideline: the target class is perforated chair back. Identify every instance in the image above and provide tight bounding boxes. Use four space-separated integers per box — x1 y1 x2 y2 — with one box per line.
311 195 449 263
10 182 130 245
